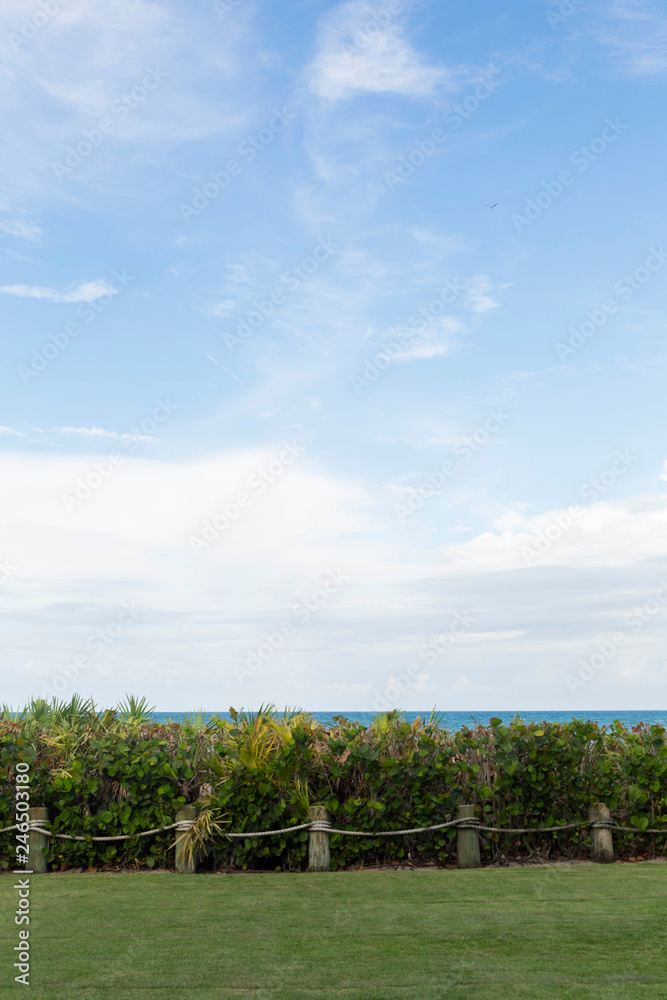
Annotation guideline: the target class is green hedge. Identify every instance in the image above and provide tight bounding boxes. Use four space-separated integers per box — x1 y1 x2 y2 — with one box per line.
2 710 666 871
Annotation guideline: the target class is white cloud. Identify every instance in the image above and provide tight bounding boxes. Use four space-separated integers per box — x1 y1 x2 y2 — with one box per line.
0 0 252 198
606 0 654 19
452 676 492 692
394 316 463 361
203 300 236 318
0 447 378 586
444 496 667 572
0 280 117 303
307 0 451 102
3 447 667 709
411 230 474 254
0 426 26 437
465 275 501 314
594 1 667 76
0 218 41 241
54 426 157 444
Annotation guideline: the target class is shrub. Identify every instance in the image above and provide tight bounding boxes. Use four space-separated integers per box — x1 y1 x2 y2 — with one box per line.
1 700 666 870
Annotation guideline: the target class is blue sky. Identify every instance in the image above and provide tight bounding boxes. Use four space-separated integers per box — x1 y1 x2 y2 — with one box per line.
1 0 667 712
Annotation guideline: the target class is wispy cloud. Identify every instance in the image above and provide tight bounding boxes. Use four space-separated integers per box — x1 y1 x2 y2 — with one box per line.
55 426 157 444
411 230 474 254
0 0 253 201
394 316 464 362
593 0 667 76
307 0 452 101
0 280 117 303
204 300 236 318
0 218 41 242
465 275 502 314
0 426 27 437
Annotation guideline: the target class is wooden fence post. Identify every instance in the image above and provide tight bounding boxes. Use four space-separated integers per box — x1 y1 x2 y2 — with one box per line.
589 803 614 863
175 806 197 874
456 804 481 869
27 807 49 874
308 805 331 872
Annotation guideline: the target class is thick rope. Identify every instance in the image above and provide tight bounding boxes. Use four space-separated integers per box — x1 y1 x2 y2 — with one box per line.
21 821 184 842
322 817 466 836
8 817 667 841
592 823 667 834
477 820 585 834
220 822 313 839
319 818 588 836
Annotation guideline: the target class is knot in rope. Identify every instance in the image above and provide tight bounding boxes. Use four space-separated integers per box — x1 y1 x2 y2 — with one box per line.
27 819 50 831
175 820 195 833
590 818 615 829
310 820 333 833
455 817 481 829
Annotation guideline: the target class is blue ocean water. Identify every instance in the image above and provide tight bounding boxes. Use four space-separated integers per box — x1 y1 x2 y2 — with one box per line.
151 710 667 730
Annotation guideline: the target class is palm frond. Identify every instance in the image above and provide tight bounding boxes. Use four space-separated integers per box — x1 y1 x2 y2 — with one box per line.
0 704 24 723
177 806 226 865
116 694 155 725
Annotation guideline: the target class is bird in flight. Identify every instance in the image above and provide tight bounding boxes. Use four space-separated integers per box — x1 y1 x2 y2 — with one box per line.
485 203 498 209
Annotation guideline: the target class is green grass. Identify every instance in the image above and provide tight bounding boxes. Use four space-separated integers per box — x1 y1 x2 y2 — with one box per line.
1 866 666 999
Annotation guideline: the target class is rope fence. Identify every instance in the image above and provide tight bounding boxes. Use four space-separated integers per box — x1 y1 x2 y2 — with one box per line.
5 804 666 873
3 816 665 839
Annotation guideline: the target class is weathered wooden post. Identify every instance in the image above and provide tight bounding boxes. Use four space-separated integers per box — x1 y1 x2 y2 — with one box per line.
589 803 614 863
27 807 49 874
175 806 197 874
456 804 481 869
308 805 331 872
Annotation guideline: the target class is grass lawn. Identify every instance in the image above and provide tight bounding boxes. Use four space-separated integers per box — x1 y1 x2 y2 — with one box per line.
1 865 666 999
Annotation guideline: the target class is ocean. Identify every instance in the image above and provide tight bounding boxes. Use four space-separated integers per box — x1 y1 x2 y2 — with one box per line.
150 709 667 729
